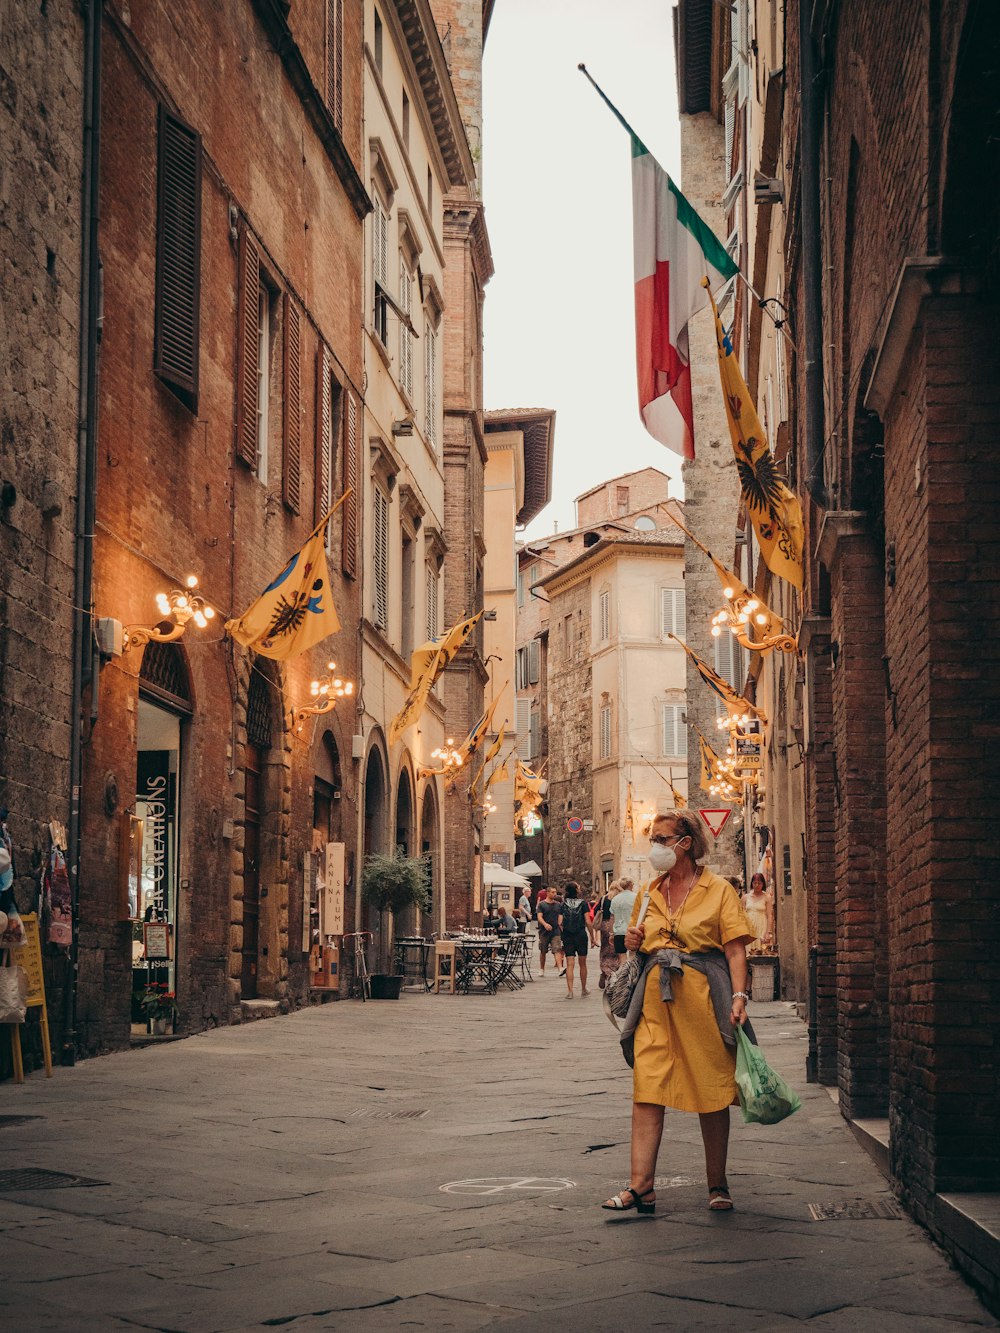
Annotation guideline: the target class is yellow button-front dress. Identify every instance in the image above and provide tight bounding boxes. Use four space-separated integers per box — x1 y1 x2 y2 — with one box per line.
629 868 754 1113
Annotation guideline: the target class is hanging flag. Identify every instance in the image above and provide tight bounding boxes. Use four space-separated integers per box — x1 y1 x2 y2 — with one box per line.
705 283 804 589
632 137 739 459
670 781 687 811
487 758 510 789
668 633 767 724
390 612 483 745
484 721 506 765
226 529 340 660
458 694 503 764
663 509 795 652
697 729 738 800
625 782 635 838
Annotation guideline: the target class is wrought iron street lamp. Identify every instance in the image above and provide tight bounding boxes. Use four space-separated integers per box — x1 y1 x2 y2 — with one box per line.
124 575 215 650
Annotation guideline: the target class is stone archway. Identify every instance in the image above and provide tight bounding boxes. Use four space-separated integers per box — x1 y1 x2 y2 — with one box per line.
420 783 441 934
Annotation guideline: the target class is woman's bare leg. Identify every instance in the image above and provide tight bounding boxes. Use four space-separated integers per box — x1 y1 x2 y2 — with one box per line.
699 1108 731 1189
565 956 575 995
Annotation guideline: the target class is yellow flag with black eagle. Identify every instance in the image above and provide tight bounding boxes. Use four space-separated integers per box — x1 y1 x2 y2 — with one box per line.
705 282 804 591
226 528 340 660
668 633 767 724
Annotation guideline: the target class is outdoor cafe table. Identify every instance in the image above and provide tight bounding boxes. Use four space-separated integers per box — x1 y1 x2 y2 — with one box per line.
393 937 432 991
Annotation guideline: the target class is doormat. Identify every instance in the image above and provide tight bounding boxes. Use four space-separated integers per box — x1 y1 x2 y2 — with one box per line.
0 1169 108 1192
808 1198 902 1221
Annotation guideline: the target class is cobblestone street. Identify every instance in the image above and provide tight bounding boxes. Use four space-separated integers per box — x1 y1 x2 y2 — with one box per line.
1 977 995 1331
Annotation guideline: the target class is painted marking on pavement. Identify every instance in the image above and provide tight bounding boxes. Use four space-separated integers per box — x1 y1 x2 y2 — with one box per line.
439 1176 576 1196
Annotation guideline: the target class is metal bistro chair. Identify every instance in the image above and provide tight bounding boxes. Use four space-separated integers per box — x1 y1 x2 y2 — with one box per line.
493 936 524 991
457 939 499 994
513 932 533 983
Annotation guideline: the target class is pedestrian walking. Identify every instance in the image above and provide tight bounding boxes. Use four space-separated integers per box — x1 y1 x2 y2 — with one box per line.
595 880 619 990
536 889 564 976
558 881 591 998
743 873 775 955
609 875 637 956
602 810 754 1216
517 888 533 936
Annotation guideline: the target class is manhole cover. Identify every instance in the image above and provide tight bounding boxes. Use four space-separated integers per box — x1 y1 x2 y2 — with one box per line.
351 1108 429 1121
808 1198 902 1221
0 1169 107 1192
0 1116 43 1128
440 1177 576 1196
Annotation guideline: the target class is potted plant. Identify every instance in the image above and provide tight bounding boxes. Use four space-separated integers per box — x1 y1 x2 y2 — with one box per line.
139 980 177 1034
361 852 431 998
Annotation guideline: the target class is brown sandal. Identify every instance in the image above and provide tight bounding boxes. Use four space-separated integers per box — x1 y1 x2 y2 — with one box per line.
708 1186 733 1211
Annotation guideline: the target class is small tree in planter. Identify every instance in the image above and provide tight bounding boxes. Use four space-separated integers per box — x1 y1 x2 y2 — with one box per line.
362 852 431 992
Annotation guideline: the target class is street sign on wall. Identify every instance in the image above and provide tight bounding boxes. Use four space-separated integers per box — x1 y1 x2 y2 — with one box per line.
698 809 733 839
566 817 583 833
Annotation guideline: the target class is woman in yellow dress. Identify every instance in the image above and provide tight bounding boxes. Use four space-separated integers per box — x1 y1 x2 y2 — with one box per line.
601 809 754 1215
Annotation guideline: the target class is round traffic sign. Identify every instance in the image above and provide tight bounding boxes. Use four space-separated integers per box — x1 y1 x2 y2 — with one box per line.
566 816 584 833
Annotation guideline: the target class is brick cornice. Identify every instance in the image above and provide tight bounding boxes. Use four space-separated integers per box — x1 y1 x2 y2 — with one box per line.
798 612 832 656
864 257 983 417
815 510 869 569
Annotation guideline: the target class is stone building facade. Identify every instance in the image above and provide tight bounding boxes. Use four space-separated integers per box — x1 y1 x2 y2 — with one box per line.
77 0 368 1049
0 0 86 1062
676 0 1000 1304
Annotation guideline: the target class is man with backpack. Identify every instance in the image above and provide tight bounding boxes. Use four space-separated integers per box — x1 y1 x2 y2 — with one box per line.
558 881 591 999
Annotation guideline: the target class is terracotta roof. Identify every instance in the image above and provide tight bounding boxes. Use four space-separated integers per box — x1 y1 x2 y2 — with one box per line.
534 529 683 591
484 408 555 526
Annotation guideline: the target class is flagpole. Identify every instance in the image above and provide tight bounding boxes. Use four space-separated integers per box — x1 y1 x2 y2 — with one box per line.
306 488 352 545
580 66 800 354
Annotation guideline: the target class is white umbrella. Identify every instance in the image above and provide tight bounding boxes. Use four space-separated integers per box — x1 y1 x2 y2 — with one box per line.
513 859 542 878
482 862 530 889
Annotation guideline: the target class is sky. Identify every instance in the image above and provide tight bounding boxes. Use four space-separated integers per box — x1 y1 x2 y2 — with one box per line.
482 0 682 541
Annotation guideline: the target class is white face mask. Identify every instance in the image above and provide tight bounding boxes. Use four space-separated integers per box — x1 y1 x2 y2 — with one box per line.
648 843 677 874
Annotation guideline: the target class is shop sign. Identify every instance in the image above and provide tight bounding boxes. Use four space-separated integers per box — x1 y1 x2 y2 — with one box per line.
143 921 171 959
735 733 763 769
324 842 345 937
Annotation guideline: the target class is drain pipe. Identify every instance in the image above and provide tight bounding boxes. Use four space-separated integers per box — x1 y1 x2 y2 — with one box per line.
799 0 826 509
65 0 102 1063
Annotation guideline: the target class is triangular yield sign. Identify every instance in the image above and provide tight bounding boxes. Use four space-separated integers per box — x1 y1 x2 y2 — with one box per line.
698 808 733 839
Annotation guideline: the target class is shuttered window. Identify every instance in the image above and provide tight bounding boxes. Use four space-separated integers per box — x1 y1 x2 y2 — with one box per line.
662 704 687 758
425 561 439 641
424 321 438 446
398 255 413 399
529 709 540 761
282 295 301 513
528 638 540 684
373 484 389 629
373 196 389 343
516 697 532 744
315 345 333 525
325 0 344 132
236 227 261 468
154 106 202 410
661 587 686 637
342 391 359 577
599 704 612 760
599 590 610 641
715 628 744 689
254 285 270 483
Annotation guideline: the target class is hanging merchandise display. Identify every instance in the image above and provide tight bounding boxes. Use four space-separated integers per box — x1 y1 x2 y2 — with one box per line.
44 847 72 948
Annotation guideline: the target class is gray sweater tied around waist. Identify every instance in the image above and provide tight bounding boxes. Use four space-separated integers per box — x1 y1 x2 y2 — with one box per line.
619 947 757 1068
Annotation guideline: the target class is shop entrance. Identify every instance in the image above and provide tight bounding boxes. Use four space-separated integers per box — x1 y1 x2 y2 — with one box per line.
133 642 191 1034
242 744 263 998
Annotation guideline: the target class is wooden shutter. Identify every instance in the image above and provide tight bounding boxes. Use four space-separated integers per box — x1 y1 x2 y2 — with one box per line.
154 105 202 408
426 562 438 640
315 345 332 523
516 697 531 739
235 226 260 468
282 295 301 513
342 391 358 577
529 710 540 761
373 485 389 628
661 587 686 637
715 630 744 689
528 638 540 684
599 590 610 641
600 705 612 759
326 0 344 131
663 704 687 757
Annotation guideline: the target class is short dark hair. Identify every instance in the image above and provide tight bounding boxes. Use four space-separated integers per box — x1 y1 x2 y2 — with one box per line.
564 880 580 897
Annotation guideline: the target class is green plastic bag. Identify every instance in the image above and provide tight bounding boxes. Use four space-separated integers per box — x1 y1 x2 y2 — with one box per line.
734 1024 802 1125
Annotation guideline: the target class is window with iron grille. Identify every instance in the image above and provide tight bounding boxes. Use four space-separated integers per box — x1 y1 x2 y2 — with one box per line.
139 642 192 713
373 484 389 629
661 704 687 758
247 669 272 749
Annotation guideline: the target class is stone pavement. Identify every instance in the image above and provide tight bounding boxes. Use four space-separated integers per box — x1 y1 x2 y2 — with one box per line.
1 967 996 1332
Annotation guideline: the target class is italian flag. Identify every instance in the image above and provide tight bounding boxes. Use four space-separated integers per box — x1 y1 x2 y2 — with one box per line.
632 136 738 459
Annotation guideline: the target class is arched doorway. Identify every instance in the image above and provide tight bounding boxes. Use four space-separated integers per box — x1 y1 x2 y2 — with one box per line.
241 667 273 999
395 766 416 932
309 732 345 957
420 784 440 934
134 642 192 1031
362 743 388 935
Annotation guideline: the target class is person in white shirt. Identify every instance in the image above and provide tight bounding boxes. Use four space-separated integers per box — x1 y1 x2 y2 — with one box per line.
517 890 533 934
610 877 637 955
